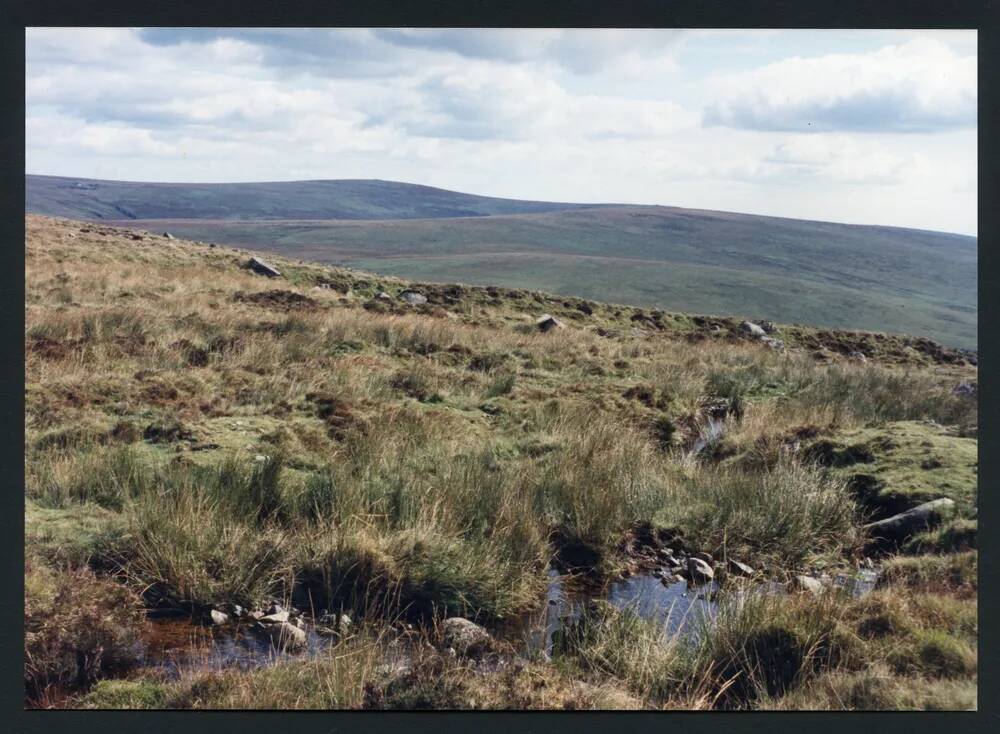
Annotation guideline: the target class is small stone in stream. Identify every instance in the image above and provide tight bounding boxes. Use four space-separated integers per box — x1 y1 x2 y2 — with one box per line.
267 621 307 650
261 610 290 624
687 557 715 583
694 552 713 564
210 609 229 625
232 605 245 617
266 602 283 614
250 610 265 620
789 575 824 596
727 559 755 577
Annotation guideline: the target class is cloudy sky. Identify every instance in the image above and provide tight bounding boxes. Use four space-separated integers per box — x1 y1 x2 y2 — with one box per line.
26 28 977 235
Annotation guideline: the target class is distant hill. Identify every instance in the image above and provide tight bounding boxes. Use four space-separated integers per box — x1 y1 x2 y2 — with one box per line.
25 174 608 221
24 175 977 349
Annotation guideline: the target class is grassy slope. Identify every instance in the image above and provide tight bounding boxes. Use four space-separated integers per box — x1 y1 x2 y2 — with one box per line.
115 207 975 349
26 175 977 350
25 214 977 710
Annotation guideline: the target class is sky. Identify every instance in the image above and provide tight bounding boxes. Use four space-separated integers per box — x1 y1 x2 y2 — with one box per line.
25 28 977 235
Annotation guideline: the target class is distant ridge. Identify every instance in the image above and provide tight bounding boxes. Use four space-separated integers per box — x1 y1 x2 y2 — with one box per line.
23 174 977 349
25 174 611 221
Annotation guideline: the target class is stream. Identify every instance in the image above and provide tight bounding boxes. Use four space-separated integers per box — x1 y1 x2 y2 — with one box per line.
134 565 879 677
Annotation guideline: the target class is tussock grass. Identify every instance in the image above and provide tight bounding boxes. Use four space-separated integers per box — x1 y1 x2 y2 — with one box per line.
24 216 978 710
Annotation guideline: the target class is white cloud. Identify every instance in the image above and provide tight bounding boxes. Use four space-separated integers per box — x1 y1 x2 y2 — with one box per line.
24 28 977 234
703 38 976 133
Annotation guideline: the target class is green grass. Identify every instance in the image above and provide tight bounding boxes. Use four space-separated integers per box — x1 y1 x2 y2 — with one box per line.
803 421 978 517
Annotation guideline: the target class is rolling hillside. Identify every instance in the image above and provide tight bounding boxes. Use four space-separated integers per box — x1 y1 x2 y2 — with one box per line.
25 175 978 349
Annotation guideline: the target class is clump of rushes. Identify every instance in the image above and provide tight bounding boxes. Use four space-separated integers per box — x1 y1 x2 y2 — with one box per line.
121 475 292 609
531 412 671 572
664 457 861 567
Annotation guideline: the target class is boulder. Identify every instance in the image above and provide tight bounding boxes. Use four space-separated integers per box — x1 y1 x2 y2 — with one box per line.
740 321 766 338
761 336 785 351
759 321 779 334
789 575 823 596
864 498 956 546
247 256 281 278
399 290 428 305
441 617 491 657
693 551 714 564
209 609 229 625
687 557 715 584
727 559 755 578
848 351 867 363
536 314 565 332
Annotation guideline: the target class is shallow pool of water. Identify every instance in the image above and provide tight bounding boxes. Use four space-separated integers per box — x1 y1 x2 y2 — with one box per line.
510 568 718 657
139 617 337 677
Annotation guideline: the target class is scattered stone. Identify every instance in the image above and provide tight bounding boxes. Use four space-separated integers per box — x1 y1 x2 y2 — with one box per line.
375 291 393 301
247 256 282 278
441 617 492 657
759 321 779 334
789 575 823 596
536 314 565 332
163 232 175 239
740 321 766 338
210 609 229 625
864 498 956 546
398 290 428 305
261 610 290 624
694 551 713 564
848 350 867 363
952 382 977 397
727 559 755 578
687 557 715 584
761 336 785 351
